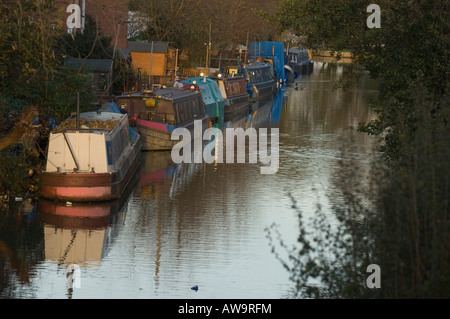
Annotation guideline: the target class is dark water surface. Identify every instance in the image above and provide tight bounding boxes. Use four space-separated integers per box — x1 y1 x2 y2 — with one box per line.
0 62 378 299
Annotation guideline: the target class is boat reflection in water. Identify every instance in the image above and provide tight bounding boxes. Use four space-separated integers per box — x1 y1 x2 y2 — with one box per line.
137 150 201 201
248 87 285 129
224 88 284 130
38 197 129 298
38 161 140 298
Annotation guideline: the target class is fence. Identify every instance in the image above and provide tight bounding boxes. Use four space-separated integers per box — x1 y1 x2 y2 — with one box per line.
133 67 220 91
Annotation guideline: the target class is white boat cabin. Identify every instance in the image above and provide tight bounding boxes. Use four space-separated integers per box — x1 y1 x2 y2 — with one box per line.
45 112 133 174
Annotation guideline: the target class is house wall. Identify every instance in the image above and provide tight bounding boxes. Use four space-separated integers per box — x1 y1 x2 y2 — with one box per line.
57 0 129 49
130 52 167 76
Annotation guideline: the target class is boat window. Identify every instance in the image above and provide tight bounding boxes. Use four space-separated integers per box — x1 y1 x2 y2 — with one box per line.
197 97 203 115
264 68 271 80
177 103 184 123
181 102 186 121
198 97 203 115
175 103 181 124
106 141 113 165
187 101 192 120
190 99 197 117
258 69 263 81
182 103 187 123
185 102 190 121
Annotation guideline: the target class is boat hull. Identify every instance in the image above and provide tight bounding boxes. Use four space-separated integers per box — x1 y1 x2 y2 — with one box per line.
249 81 275 103
224 95 251 122
40 138 142 203
137 116 210 151
289 61 314 76
39 166 139 218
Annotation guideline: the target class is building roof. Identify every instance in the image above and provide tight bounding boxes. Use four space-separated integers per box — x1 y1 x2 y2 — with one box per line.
64 57 114 73
128 41 168 54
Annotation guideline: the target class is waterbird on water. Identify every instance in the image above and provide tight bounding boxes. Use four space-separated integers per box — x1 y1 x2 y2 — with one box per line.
191 285 198 291
294 82 304 91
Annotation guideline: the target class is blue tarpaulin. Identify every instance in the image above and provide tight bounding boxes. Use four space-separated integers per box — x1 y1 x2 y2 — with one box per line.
248 41 286 86
102 102 137 140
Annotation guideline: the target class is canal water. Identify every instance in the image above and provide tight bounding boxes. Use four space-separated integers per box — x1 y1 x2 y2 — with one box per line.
0 62 378 299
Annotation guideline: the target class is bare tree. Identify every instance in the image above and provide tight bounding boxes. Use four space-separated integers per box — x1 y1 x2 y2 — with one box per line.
129 0 280 66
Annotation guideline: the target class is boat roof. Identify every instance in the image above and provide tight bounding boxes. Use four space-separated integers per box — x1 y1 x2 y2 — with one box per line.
69 111 125 122
152 87 201 100
182 77 225 103
244 62 272 70
182 76 220 89
116 91 153 99
286 48 309 54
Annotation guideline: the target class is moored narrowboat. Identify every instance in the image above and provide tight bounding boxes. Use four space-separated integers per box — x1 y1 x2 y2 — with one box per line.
182 76 225 128
248 41 286 89
40 110 142 203
285 48 314 80
116 87 210 151
229 62 276 103
209 74 251 123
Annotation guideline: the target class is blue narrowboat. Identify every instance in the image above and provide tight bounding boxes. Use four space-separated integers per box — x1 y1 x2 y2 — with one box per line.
285 48 314 81
248 41 286 89
227 62 276 103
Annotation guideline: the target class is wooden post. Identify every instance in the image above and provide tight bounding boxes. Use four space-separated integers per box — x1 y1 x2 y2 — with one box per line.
149 41 154 88
174 49 179 80
76 92 80 129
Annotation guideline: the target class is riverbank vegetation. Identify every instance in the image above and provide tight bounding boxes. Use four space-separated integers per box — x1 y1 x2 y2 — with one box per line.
0 1 105 196
267 0 449 298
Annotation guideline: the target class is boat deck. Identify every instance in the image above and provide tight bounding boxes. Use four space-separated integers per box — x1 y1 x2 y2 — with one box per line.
53 112 126 133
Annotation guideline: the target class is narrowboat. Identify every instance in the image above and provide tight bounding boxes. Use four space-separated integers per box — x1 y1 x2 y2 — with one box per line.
40 108 142 203
229 62 276 103
181 76 225 127
115 87 210 151
248 41 286 89
209 73 251 123
285 48 314 80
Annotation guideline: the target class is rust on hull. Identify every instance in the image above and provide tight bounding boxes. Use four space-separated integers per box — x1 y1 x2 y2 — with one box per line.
40 110 142 203
39 160 141 218
40 139 142 202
